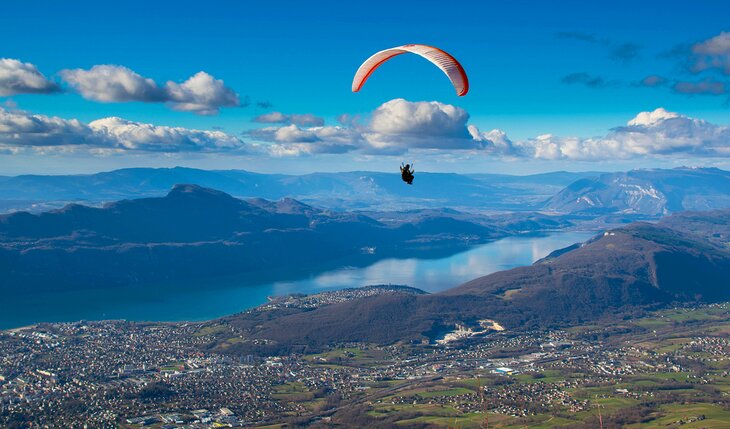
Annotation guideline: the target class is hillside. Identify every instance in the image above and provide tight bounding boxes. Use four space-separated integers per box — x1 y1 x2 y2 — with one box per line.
214 209 730 354
544 167 730 215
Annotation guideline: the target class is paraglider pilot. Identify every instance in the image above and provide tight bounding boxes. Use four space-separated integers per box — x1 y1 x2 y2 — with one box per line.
400 162 414 185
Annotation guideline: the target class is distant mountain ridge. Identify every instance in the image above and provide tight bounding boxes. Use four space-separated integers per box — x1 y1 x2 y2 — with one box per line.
544 167 730 215
3 166 729 216
0 167 599 212
0 184 569 292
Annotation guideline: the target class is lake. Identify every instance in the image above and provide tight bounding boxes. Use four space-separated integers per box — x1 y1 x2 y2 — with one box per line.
2 230 596 329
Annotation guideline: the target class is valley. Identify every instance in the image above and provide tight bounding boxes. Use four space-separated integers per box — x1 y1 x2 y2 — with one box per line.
1 169 730 427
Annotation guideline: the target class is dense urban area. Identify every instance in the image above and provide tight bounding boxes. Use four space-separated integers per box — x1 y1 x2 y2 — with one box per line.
2 287 729 428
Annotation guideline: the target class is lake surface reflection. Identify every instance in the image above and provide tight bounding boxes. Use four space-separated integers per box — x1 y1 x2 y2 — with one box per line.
2 230 596 329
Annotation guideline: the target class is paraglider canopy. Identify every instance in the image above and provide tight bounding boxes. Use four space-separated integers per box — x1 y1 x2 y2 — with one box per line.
352 44 469 96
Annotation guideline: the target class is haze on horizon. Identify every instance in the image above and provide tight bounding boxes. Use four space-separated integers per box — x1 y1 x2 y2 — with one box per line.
1 0 730 176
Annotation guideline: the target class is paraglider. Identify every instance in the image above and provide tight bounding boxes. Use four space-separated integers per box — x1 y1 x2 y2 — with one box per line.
400 162 415 185
353 44 469 185
352 44 469 96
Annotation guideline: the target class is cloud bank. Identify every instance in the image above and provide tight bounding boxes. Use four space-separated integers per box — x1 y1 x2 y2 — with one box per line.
246 101 730 160
0 107 247 153
2 101 728 161
522 108 730 160
247 99 493 156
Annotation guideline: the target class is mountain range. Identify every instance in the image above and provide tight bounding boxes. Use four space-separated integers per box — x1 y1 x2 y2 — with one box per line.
3 167 730 350
0 167 598 212
210 208 730 355
0 184 569 293
545 167 730 215
2 167 730 216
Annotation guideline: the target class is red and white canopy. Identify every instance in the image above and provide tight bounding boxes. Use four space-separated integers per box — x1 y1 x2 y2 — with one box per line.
352 44 469 96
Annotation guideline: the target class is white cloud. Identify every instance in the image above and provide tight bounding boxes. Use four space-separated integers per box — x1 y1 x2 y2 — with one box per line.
273 124 320 143
0 108 96 147
468 126 520 156
5 104 727 162
164 71 239 115
249 124 319 143
60 65 239 115
247 102 730 160
267 140 358 156
59 65 164 102
89 117 244 152
249 124 361 156
521 108 730 160
0 107 246 153
363 99 485 153
248 99 484 156
0 58 60 96
627 107 679 126
368 99 470 139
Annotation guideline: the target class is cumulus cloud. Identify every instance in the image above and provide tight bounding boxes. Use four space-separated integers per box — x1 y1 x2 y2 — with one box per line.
59 65 164 102
626 108 680 126
0 107 96 147
253 112 325 126
249 124 362 156
247 99 486 156
364 99 490 153
164 72 240 115
3 103 729 162
0 107 246 153
89 117 244 152
250 124 319 143
368 99 470 139
248 102 730 160
0 58 60 96
468 126 519 156
60 65 239 115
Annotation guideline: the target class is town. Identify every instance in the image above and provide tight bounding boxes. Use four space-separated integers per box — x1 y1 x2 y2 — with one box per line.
2 297 729 428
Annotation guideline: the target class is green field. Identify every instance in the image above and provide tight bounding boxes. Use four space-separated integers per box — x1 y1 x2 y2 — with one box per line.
249 307 730 429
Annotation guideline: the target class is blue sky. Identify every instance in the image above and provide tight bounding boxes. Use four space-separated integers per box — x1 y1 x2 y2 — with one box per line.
1 0 730 175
